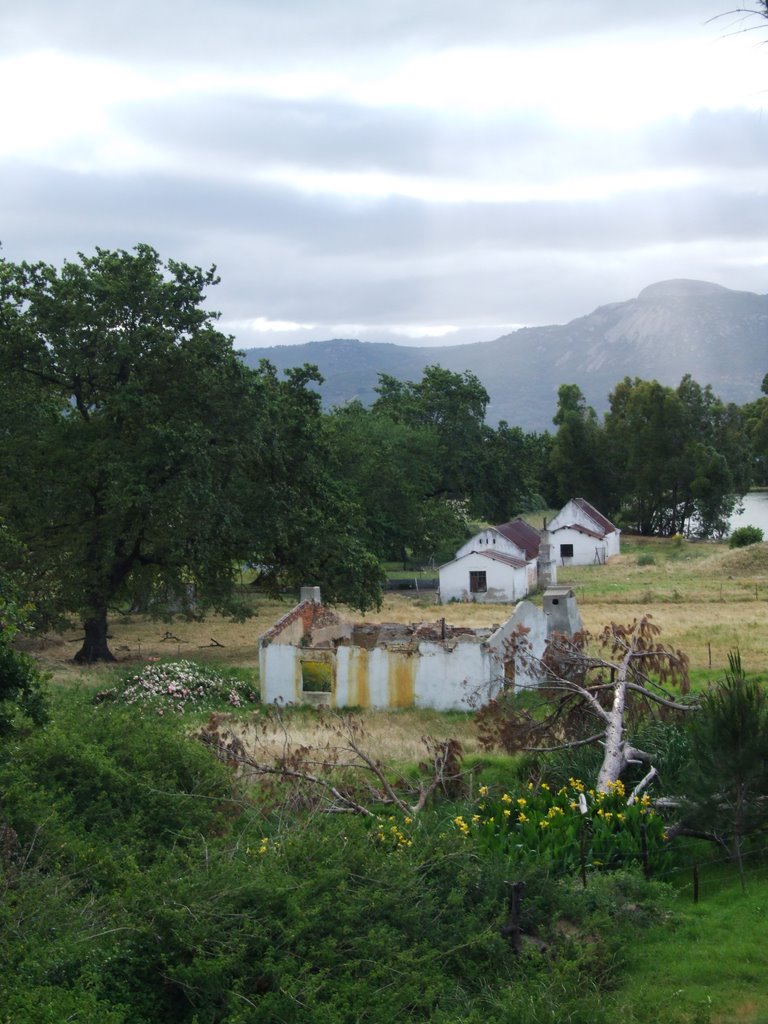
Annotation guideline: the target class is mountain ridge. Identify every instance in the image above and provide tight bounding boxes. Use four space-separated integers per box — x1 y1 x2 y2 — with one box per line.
240 280 767 431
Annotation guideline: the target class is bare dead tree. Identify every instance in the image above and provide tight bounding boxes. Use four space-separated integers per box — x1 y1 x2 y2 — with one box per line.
196 707 467 817
477 616 694 792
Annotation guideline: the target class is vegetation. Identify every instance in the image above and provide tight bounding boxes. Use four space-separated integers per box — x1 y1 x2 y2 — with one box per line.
0 539 49 732
676 652 768 887
2 244 767 1018
0 246 383 662
2 674 768 1022
729 524 764 548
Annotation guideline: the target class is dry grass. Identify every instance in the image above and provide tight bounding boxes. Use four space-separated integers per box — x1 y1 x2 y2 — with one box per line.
227 706 485 766
20 539 768 778
21 540 768 685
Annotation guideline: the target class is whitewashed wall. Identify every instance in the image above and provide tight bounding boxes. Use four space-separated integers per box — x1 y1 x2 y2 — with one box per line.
548 499 620 563
438 550 529 604
260 599 553 710
550 525 606 566
455 528 525 561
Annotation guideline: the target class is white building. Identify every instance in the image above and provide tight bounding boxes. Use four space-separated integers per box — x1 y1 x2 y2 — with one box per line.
439 517 551 603
259 587 582 711
547 498 621 566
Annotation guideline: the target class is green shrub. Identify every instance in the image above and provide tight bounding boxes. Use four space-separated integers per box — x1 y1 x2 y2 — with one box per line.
729 525 764 548
452 777 670 877
637 553 656 566
0 698 676 1023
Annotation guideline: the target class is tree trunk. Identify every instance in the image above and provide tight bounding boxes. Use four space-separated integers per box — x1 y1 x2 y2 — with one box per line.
74 609 116 663
597 667 629 792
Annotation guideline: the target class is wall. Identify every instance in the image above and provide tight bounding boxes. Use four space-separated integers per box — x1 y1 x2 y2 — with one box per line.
551 525 608 566
454 528 525 561
548 499 621 563
259 598 556 710
438 551 529 604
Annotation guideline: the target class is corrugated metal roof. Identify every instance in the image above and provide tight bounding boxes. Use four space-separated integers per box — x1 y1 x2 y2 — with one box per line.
574 498 618 535
552 523 605 540
494 518 541 560
476 550 528 569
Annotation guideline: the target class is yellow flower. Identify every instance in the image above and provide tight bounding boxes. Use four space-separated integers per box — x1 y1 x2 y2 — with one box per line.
472 814 481 824
501 793 512 804
641 794 651 806
517 797 527 807
404 816 413 824
539 819 549 828
517 813 528 824
479 785 489 797
503 809 511 818
541 782 550 791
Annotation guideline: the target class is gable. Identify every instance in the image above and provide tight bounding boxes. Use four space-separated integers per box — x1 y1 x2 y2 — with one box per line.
573 497 618 534
548 498 618 539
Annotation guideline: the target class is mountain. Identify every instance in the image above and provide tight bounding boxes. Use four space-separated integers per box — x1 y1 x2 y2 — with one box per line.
239 280 768 432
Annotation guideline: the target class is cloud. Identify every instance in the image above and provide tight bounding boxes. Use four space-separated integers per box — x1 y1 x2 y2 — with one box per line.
0 0 766 344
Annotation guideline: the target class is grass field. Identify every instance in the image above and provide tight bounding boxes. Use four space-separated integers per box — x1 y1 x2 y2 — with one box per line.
22 537 768 682
609 861 768 1024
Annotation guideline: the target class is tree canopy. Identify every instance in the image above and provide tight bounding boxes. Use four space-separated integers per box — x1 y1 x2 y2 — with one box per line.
0 246 382 661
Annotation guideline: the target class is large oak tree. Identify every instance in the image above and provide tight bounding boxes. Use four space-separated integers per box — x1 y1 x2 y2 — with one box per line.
0 245 382 662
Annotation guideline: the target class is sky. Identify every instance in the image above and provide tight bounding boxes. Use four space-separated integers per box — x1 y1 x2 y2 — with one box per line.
1 1 766 348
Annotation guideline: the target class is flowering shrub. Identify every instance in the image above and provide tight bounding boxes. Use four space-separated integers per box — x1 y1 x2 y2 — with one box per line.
372 814 414 851
105 660 258 715
454 778 669 876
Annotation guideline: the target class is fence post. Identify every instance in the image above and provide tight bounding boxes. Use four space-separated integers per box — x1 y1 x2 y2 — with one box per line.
640 821 651 879
580 824 587 888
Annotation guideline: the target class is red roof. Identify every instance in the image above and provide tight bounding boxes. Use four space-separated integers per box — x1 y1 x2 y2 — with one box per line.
573 498 618 535
552 523 605 540
494 518 541 560
476 550 528 569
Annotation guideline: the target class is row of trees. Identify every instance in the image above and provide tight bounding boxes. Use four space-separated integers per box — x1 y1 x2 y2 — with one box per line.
551 376 755 536
0 246 762 661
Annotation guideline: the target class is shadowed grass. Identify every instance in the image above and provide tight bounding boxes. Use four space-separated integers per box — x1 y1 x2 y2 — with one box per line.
609 861 768 1023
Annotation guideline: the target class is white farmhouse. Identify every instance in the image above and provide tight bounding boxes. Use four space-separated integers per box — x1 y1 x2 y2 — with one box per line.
439 518 554 603
546 498 621 566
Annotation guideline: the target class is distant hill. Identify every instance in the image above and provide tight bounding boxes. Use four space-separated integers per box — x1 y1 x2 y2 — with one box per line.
240 280 768 432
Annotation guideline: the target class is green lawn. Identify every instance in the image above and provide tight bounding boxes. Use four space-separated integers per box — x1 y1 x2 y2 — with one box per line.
610 860 768 1023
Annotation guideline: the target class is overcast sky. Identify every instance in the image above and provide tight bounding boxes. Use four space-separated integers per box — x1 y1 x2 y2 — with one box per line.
1 1 766 347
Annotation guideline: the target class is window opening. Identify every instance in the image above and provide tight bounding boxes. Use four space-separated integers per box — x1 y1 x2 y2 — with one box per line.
469 570 487 594
301 661 333 693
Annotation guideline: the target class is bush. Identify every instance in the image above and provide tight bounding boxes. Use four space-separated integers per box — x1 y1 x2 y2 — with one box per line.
729 525 764 548
451 777 670 877
0 699 675 1023
637 553 656 566
100 659 259 714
